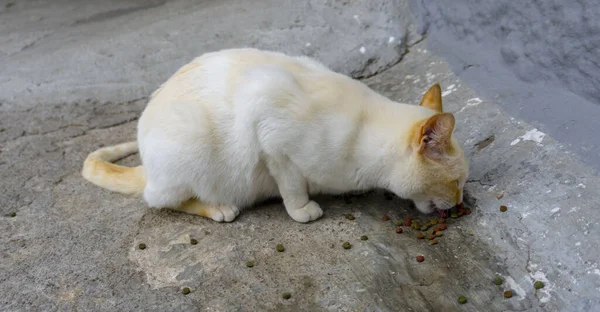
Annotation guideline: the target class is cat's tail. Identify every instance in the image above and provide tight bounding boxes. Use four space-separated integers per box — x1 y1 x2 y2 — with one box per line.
81 141 146 195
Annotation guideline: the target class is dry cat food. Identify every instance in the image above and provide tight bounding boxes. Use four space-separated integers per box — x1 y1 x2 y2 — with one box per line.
245 260 255 267
382 215 390 221
276 244 285 252
344 213 355 220
494 276 504 285
182 287 191 295
282 292 292 299
138 243 147 250
386 203 473 248
416 255 425 262
500 205 508 212
457 296 467 304
503 290 513 298
533 281 544 289
190 238 198 245
360 235 369 241
342 242 352 249
8 212 16 217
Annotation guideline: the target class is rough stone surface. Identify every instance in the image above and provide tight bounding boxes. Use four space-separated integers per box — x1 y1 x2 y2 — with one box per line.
0 0 420 111
410 0 600 170
2 1 600 312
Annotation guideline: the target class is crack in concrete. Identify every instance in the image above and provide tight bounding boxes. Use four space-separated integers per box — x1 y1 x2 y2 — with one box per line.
356 33 428 80
3 98 145 144
466 179 494 187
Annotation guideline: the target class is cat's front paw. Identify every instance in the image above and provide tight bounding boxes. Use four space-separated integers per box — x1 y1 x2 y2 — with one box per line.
288 201 323 223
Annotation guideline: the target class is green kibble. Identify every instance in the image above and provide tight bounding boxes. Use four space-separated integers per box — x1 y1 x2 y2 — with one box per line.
182 287 191 295
533 281 544 289
428 239 438 245
420 225 430 231
342 242 352 249
8 212 16 217
435 231 443 237
360 235 369 241
344 214 355 220
245 260 255 267
429 219 438 225
450 213 458 218
458 296 467 304
394 220 403 226
276 244 285 252
494 276 504 285
138 243 146 250
190 238 198 245
282 292 292 299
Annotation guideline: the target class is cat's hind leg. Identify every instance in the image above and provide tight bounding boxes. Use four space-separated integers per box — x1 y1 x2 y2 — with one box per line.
175 199 240 222
143 182 239 222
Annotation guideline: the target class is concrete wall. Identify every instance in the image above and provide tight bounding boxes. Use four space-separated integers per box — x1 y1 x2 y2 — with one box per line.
410 0 600 170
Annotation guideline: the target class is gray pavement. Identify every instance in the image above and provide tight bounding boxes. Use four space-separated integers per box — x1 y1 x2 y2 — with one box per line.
1 1 599 311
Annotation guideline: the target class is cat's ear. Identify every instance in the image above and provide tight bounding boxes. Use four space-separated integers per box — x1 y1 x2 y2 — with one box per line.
419 83 443 112
418 113 455 157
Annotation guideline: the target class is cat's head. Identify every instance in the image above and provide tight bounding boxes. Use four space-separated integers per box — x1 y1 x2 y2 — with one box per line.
391 84 469 214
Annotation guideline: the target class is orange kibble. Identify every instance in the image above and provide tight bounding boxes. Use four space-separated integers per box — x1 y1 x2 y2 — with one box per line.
395 227 403 233
382 215 390 221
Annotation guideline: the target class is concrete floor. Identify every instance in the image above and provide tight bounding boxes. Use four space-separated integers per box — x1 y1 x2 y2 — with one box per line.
1 1 599 311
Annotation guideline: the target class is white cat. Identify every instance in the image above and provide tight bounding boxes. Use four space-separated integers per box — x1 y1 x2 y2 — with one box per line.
82 48 469 223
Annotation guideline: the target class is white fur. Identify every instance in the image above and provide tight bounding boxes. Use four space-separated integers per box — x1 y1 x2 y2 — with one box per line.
136 48 466 222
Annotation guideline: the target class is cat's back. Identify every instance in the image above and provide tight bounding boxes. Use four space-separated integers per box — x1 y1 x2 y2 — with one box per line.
149 48 330 105
138 49 335 134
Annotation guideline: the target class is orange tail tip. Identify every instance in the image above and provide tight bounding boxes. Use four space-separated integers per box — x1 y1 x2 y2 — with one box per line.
81 141 146 195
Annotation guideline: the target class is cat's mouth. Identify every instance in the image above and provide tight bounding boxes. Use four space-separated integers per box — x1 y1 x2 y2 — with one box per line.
429 201 449 218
